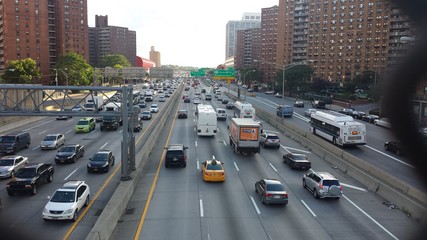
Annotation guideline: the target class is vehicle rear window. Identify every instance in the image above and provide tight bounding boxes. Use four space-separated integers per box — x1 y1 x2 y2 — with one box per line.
293 155 308 160
267 135 279 140
166 150 183 158
267 183 285 191
77 120 89 125
207 163 222 170
323 180 340 186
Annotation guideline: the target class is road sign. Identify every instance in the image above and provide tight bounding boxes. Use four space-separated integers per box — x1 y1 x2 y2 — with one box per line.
213 69 235 77
190 70 205 77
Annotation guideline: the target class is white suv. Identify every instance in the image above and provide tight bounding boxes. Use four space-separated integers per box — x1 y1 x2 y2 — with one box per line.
42 180 90 221
216 108 227 120
303 169 342 199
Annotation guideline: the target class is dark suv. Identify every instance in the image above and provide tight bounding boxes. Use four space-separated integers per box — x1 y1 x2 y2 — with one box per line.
165 144 188 168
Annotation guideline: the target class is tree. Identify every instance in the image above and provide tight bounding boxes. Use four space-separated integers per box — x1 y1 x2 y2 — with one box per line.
99 54 131 68
277 65 314 97
1 58 41 84
55 52 93 86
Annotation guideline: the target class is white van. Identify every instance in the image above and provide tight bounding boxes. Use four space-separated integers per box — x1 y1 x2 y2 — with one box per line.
216 108 227 120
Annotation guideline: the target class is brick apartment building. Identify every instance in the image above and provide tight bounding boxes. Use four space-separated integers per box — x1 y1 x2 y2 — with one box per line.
0 0 88 84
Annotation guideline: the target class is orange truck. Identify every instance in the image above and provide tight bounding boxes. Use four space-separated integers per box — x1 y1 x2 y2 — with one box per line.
229 118 261 155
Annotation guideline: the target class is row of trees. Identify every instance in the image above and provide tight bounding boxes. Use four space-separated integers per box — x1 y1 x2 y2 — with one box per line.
0 52 131 85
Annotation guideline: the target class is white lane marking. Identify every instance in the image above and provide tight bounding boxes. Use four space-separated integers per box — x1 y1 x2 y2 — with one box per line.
64 168 78 181
23 119 55 131
223 140 227 146
200 199 204 217
217 128 220 133
38 130 47 135
197 160 200 170
364 145 414 168
119 129 123 133
269 163 277 172
212 155 215 160
208 233 211 240
343 195 399 240
340 183 367 192
280 145 311 154
66 129 72 134
194 127 196 132
263 130 281 134
250 196 261 215
32 146 40 151
233 162 240 172
195 141 198 147
301 200 317 217
100 142 108 149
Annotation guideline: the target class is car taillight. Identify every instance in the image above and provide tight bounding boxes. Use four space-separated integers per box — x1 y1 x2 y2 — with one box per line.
220 172 224 175
283 193 288 198
339 185 342 190
265 193 273 197
181 156 186 161
319 184 324 189
265 139 269 143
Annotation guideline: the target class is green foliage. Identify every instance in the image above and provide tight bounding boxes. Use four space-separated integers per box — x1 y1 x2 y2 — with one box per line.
1 58 41 84
55 52 93 86
276 65 314 96
99 54 131 68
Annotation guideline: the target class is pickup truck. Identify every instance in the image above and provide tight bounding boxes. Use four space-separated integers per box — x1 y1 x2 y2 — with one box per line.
6 163 54 196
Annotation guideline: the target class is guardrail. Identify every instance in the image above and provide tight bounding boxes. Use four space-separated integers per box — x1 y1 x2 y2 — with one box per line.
226 92 427 223
86 85 184 240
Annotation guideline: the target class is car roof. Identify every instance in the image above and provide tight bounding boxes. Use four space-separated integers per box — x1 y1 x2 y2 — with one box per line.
264 179 282 185
317 172 339 180
167 144 184 150
60 180 86 190
45 133 60 136
79 117 93 120
0 155 22 160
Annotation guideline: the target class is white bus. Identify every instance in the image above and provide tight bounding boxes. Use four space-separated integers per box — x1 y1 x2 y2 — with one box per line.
197 104 217 136
234 101 255 119
310 110 366 146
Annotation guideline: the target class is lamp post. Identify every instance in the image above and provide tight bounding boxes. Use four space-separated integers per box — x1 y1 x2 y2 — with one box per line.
243 70 255 100
54 68 69 86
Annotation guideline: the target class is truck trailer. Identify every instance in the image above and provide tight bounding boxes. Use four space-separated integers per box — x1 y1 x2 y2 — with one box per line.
229 118 261 155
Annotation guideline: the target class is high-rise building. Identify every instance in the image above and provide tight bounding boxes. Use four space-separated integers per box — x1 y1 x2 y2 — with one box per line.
0 0 88 84
275 0 415 83
260 5 279 86
225 13 261 60
88 15 136 67
149 46 160 67
235 28 261 70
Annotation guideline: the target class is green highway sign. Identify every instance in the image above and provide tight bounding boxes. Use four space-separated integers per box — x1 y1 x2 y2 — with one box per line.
190 70 205 77
213 69 235 77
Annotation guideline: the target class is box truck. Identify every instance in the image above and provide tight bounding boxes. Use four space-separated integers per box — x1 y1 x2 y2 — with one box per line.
229 118 261 155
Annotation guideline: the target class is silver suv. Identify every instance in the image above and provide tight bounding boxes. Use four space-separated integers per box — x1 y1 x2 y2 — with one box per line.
302 169 342 199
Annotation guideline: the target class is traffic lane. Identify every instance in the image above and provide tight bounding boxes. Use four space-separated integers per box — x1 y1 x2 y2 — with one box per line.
138 110 202 240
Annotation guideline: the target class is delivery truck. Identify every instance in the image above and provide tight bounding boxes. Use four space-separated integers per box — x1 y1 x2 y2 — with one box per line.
229 118 261 155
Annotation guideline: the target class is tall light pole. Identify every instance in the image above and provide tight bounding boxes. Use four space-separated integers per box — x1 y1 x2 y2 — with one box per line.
54 68 69 86
243 69 255 100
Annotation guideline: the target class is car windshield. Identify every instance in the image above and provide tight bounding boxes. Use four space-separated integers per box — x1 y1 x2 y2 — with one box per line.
207 163 223 170
91 153 108 162
43 136 57 141
50 190 76 203
266 183 285 191
142 111 150 115
15 168 36 178
0 159 14 166
323 180 340 186
77 120 89 125
0 136 15 143
60 146 75 152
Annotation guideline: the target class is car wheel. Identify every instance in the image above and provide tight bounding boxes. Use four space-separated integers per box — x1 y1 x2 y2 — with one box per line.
10 170 15 178
84 195 90 207
31 185 37 195
73 156 77 163
396 149 401 155
384 145 389 151
332 138 337 145
72 210 78 222
303 179 306 188
7 190 14 196
313 189 319 199
261 195 267 204
47 174 53 183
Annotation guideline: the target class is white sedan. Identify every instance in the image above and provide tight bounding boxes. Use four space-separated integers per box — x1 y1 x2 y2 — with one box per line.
150 104 159 113
0 155 29 178
374 118 391 128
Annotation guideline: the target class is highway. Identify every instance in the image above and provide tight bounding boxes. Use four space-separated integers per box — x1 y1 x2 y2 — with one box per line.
0 81 424 240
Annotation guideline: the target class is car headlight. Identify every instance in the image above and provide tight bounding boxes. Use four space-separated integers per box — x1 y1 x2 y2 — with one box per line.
87 163 92 167
102 163 108 167
63 209 74 214
66 155 74 159
43 208 50 214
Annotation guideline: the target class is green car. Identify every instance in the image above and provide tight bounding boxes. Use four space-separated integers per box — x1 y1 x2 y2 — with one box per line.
74 117 96 133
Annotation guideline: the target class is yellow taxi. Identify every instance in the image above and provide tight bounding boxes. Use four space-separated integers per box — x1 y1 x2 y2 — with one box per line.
201 159 225 182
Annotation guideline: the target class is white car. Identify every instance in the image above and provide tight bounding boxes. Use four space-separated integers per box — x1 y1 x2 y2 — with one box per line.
158 96 166 102
42 180 90 222
374 118 391 128
40 133 65 150
193 98 201 104
0 155 29 178
304 109 317 117
150 104 159 113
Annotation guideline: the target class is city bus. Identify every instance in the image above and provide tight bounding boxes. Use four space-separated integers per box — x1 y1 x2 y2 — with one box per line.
310 110 366 146
197 104 217 136
234 101 255 119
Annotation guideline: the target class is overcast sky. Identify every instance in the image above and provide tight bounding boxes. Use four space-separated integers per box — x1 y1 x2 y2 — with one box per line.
88 0 278 68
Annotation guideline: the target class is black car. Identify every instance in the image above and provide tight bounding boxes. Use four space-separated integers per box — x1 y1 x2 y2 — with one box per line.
165 144 188 168
221 99 229 104
361 114 379 123
55 144 85 163
87 150 115 173
384 141 405 155
338 108 354 115
177 110 188 119
226 102 234 109
184 97 191 103
294 101 304 108
138 102 146 108
283 153 311 170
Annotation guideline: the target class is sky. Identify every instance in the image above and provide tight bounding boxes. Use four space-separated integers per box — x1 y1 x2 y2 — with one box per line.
88 0 279 68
